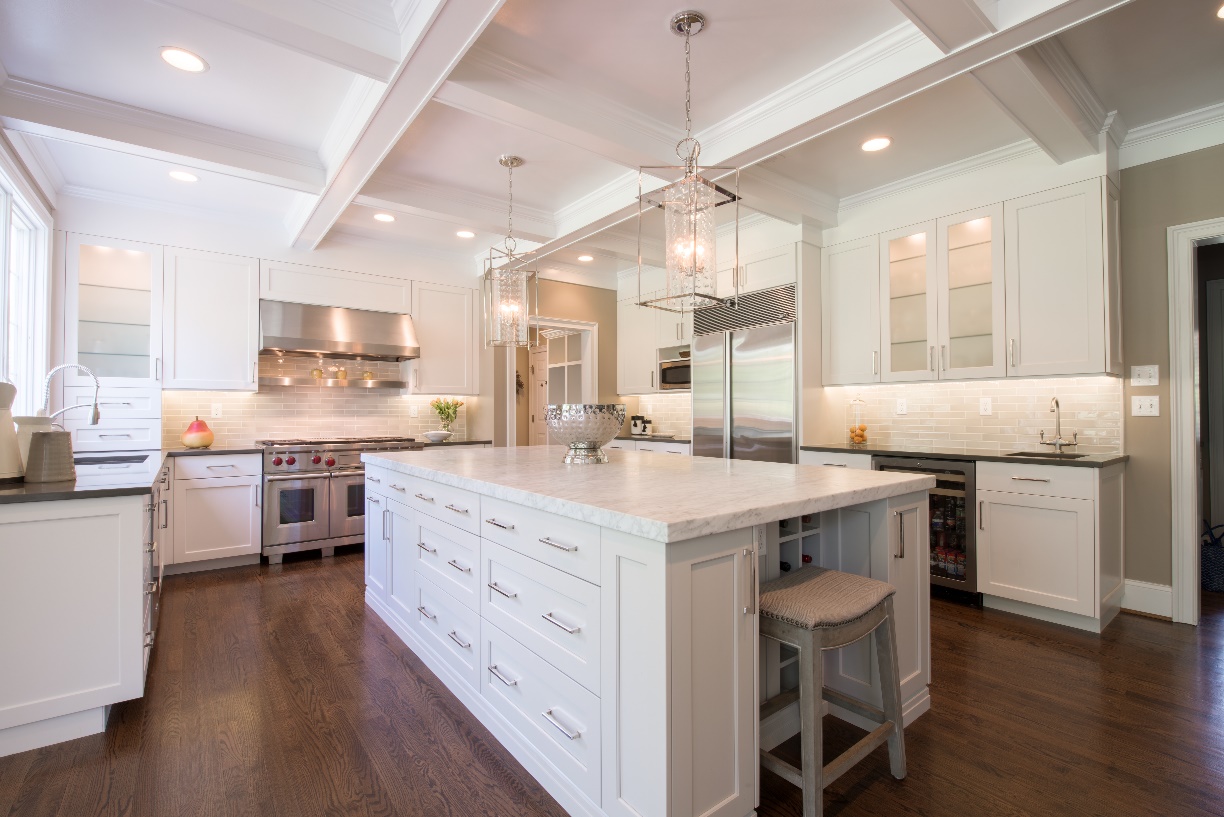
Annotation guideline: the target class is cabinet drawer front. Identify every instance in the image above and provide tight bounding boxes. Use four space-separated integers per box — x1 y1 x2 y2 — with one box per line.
977 461 1093 500
400 475 480 535
480 541 601 694
65 386 161 419
412 572 480 689
481 496 600 585
798 450 872 470
635 441 690 455
413 514 480 610
602 440 634 451
66 418 161 451
173 454 262 480
364 465 395 497
480 622 601 803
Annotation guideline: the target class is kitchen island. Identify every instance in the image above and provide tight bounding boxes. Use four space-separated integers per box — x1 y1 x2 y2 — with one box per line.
362 445 933 817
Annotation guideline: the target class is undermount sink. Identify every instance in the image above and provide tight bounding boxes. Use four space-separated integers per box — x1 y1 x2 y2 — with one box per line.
1005 451 1087 459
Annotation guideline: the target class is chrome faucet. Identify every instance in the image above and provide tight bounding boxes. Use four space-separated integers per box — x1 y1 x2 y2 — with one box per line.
1039 397 1077 454
38 364 101 425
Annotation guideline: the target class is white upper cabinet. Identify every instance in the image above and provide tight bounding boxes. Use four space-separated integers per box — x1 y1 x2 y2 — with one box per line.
1103 179 1123 376
65 233 164 388
260 259 411 314
617 299 658 394
162 248 259 391
821 236 880 386
879 222 937 383
937 204 1006 380
1004 179 1106 377
406 281 478 395
715 243 796 298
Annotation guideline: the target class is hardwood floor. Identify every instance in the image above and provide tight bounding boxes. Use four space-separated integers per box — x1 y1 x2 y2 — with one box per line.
2 554 1222 816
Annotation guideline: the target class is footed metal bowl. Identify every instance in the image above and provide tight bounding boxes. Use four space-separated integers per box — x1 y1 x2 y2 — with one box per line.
545 404 627 464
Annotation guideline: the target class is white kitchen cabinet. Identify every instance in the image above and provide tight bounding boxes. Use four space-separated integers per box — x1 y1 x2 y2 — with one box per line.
385 498 418 623
172 461 261 563
405 281 478 395
364 486 390 604
1103 178 1124 376
879 222 936 383
617 299 658 394
634 440 690 455
821 236 880 385
162 247 259 391
260 259 412 314
654 307 692 349
937 204 1006 379
1004 179 1107 377
798 450 872 470
716 243 796 298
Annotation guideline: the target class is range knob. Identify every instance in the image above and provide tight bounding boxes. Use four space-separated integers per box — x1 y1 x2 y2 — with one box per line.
325 457 336 467
311 454 322 465
286 455 296 465
272 456 283 466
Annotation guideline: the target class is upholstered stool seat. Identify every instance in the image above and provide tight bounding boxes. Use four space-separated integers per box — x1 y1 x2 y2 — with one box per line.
758 567 907 817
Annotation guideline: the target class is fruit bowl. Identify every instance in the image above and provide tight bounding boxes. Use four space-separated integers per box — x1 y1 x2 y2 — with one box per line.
544 404 627 464
423 430 453 443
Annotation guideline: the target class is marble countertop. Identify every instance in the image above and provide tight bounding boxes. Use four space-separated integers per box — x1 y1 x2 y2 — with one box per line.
801 442 1128 468
422 439 491 448
364 445 933 543
615 435 692 443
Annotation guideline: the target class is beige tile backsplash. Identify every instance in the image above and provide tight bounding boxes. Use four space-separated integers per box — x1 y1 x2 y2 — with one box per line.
161 357 469 448
635 392 693 436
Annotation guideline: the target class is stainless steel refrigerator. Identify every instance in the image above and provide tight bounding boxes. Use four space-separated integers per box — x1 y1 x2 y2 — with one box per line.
692 286 797 463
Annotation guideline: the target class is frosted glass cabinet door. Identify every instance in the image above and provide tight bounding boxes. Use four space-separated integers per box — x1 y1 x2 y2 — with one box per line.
879 222 937 383
65 233 164 388
936 204 1005 380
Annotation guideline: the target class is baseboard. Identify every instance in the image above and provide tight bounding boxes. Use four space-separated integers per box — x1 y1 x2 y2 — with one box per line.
1121 580 1174 619
163 554 260 576
983 595 1106 633
0 706 108 758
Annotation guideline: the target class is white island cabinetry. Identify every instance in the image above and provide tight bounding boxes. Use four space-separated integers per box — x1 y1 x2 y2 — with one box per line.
362 447 932 817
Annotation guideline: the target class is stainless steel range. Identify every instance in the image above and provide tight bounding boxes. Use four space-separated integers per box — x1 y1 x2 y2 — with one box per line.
258 436 423 563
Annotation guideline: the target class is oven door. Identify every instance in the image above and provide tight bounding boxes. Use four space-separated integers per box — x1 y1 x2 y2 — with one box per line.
264 472 331 548
329 469 366 538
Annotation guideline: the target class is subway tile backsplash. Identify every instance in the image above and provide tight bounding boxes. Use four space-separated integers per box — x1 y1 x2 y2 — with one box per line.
635 392 693 436
161 357 468 448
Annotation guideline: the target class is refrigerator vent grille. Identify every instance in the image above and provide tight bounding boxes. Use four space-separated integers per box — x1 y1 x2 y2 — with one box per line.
693 284 796 335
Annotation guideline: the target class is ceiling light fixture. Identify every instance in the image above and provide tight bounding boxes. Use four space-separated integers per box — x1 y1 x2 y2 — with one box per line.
638 10 740 314
168 170 198 183
373 213 395 223
160 47 209 73
456 230 476 239
483 155 538 348
861 137 892 152
1218 3 1224 17
577 255 594 262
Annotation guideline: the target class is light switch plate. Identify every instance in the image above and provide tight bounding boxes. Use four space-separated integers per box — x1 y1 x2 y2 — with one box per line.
895 398 907 416
409 405 419 418
1131 365 1159 387
979 397 992 416
210 403 223 418
1132 395 1159 416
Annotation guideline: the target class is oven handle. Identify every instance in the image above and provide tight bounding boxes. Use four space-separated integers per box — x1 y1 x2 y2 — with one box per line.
329 469 365 477
265 473 331 482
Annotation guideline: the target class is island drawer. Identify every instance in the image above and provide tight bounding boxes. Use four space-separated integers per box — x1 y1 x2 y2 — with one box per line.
977 461 1094 500
480 541 601 695
480 496 600 585
413 513 480 611
364 466 395 497
173 454 261 480
399 475 481 535
412 572 480 689
480 621 601 804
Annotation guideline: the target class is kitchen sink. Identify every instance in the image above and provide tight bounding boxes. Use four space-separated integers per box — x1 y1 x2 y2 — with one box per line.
1005 451 1087 459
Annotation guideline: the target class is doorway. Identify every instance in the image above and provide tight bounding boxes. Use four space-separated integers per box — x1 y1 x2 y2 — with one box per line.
508 318 599 446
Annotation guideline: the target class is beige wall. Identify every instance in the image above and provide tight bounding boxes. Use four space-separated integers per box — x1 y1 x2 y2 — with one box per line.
536 279 618 403
1120 143 1224 585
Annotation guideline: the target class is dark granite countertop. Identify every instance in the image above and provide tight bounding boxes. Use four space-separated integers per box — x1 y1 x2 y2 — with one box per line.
165 446 264 456
615 435 692 443
422 439 492 448
0 450 167 504
800 442 1128 469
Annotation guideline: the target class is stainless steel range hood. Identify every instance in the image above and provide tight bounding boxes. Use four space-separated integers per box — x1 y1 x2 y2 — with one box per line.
259 301 420 361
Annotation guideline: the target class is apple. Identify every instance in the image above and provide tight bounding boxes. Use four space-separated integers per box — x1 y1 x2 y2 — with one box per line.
181 416 215 449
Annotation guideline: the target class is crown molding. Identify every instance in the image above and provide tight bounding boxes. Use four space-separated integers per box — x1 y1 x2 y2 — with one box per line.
1028 38 1108 138
1119 100 1224 170
309 0 399 33
4 130 64 203
1122 100 1224 149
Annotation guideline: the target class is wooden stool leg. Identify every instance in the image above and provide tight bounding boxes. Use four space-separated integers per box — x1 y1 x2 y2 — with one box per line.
798 628 823 817
874 597 907 780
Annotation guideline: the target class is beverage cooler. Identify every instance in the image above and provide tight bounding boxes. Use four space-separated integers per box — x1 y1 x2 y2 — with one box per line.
871 456 978 594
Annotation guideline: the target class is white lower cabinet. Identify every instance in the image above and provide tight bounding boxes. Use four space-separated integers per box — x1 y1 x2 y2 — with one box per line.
171 455 261 564
364 490 390 602
413 571 481 689
798 450 872 470
605 439 691 455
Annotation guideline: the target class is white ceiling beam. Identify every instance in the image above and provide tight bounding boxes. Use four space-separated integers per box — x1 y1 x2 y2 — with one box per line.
567 227 666 269
888 0 998 53
970 38 1108 163
289 0 507 251
3 130 64 207
147 0 400 81
737 167 839 228
0 78 325 192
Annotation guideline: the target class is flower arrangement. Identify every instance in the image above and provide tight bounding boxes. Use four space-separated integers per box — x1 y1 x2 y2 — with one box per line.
430 398 464 432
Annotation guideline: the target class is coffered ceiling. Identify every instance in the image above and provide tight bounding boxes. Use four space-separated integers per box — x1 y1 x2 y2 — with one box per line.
0 0 1221 285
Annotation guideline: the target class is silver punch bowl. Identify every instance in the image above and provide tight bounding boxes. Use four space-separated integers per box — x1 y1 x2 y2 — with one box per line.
544 404 627 464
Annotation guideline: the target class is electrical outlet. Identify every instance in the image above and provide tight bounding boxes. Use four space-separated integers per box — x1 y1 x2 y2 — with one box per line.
409 405 419 418
979 397 992 416
895 398 907 416
1130 365 1159 387
210 403 223 418
1132 395 1160 417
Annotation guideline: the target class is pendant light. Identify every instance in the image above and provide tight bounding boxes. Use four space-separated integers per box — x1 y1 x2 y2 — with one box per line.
638 11 739 314
483 155 539 348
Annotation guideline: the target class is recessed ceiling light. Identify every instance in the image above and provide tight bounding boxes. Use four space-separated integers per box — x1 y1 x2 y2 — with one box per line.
861 137 892 152
160 47 208 73
373 213 395 223
456 230 476 238
168 170 198 183
577 255 594 262
1218 3 1224 17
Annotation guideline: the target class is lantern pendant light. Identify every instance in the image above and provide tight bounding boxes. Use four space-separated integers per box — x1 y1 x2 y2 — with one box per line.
638 10 740 314
483 155 539 348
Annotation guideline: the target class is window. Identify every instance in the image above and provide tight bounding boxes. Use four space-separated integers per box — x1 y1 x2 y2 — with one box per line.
0 159 50 416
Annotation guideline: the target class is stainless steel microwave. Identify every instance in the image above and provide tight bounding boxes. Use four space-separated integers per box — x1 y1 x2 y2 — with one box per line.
658 358 691 390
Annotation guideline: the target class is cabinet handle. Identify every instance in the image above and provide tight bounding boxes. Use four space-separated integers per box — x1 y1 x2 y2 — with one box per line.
368 496 381 505
541 612 580 634
252 361 257 383
390 483 406 492
445 503 468 515
823 462 847 468
1011 476 1051 483
415 493 434 502
416 605 436 621
383 508 391 542
651 370 655 388
447 559 471 574
872 350 878 375
144 632 155 648
894 509 905 559
145 580 157 595
941 344 947 371
743 546 757 615
488 664 518 687
539 536 577 552
447 630 471 649
159 499 168 529
100 434 133 439
485 518 515 530
676 323 681 341
929 345 935 372
542 708 581 740
979 500 984 531
367 476 381 484
206 464 236 470
487 581 517 598
155 357 161 381
417 541 437 554
1009 338 1017 367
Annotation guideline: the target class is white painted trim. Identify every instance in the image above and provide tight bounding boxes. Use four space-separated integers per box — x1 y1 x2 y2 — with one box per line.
1168 218 1224 625
3 131 62 209
61 184 286 230
1120 101 1224 170
318 76 387 172
0 130 55 220
982 595 1114 633
0 706 108 759
1120 579 1173 619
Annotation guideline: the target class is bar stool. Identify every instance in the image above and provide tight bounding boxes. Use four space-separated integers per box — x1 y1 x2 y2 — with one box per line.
758 567 907 817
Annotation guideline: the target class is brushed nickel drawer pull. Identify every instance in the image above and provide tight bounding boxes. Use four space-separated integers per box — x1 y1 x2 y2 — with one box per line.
488 664 518 686
206 464 236 470
144 632 155 648
485 518 515 530
979 500 984 531
367 475 380 483
447 559 471 573
541 612 580 634
415 492 434 502
390 483 406 492
417 541 437 554
100 434 133 439
447 630 471 649
539 536 578 553
542 708 581 740
1011 476 1051 483
823 463 847 467
445 503 468 515
487 581 517 599
368 496 381 505
417 605 436 621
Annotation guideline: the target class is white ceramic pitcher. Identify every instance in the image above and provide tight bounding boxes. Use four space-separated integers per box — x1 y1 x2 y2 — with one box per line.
0 382 24 480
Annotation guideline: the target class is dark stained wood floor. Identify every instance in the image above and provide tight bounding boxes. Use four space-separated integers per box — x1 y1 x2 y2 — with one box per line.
3 552 1223 816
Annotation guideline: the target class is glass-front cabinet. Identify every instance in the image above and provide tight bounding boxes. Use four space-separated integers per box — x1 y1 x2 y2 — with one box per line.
65 233 164 387
880 222 936 382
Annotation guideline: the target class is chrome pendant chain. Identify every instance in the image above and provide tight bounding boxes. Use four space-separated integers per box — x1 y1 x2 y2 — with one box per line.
684 25 692 143
671 11 705 171
498 154 524 254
